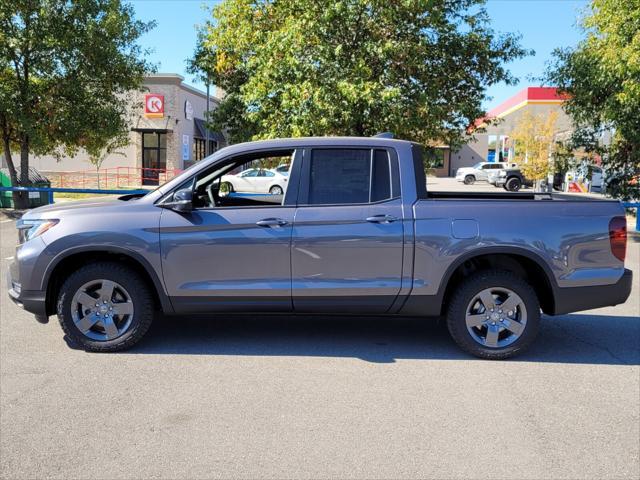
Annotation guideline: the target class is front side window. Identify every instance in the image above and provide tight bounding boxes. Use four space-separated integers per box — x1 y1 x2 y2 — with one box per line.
187 150 295 209
306 149 396 205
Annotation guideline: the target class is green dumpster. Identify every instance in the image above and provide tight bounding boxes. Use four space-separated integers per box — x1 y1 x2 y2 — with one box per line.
0 167 51 208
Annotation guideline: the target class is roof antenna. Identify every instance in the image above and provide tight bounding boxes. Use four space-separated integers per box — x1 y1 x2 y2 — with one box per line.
373 132 394 139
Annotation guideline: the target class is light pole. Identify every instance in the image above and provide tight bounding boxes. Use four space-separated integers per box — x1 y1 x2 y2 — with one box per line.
205 73 210 157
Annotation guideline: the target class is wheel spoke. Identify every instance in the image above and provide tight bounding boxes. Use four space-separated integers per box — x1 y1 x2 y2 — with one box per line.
502 318 524 335
499 294 521 314
478 290 495 311
98 280 116 302
76 292 98 309
114 301 133 316
485 324 500 347
76 314 100 333
466 313 487 328
102 317 119 340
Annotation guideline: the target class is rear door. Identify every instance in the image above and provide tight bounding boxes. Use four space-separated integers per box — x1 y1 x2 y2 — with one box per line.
291 148 404 313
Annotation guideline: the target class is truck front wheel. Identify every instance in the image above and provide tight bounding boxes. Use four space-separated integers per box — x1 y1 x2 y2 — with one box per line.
463 175 476 185
56 262 155 352
446 271 540 359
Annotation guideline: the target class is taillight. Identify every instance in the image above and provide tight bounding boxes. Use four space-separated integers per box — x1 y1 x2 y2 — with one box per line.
609 216 627 262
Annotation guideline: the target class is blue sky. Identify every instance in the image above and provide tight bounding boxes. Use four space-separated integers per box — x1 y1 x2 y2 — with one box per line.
131 0 589 111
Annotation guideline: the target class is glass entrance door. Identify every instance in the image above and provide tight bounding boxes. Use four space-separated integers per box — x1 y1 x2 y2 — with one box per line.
141 132 167 185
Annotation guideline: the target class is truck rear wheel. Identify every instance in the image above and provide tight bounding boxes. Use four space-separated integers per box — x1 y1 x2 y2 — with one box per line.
56 262 155 352
505 177 522 191
446 271 540 360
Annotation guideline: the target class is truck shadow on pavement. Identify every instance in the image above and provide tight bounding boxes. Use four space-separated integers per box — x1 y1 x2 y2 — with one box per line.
117 313 640 365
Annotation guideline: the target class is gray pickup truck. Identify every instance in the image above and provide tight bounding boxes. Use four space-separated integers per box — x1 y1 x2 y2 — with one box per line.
7 137 632 359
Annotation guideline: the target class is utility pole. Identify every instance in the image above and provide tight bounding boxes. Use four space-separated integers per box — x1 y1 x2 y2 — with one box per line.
205 74 211 157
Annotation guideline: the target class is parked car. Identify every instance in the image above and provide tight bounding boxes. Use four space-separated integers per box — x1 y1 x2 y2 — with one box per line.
220 167 288 195
275 164 290 174
456 162 517 185
7 137 632 359
495 167 534 192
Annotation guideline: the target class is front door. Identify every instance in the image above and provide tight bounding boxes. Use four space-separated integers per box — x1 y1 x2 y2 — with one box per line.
142 132 167 186
291 148 405 313
160 207 295 312
159 148 300 313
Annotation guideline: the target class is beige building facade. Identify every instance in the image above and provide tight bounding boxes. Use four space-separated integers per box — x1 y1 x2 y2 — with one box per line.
2 74 226 186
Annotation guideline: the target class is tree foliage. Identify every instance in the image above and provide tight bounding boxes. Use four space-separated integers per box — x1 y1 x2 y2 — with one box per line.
547 0 640 200
509 110 558 184
191 0 530 145
0 0 154 207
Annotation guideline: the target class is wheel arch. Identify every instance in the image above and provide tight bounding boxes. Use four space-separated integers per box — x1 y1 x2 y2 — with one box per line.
43 247 173 316
438 247 558 316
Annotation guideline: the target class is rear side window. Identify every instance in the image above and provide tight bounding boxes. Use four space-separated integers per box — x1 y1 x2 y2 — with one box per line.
307 148 397 205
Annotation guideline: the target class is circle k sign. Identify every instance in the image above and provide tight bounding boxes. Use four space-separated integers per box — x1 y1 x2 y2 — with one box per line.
144 94 164 118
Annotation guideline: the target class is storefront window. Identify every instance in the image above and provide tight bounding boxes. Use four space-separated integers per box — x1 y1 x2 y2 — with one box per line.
193 138 218 162
142 132 167 185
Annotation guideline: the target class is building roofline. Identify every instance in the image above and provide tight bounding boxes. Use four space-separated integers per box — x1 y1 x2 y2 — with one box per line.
144 73 222 104
486 86 568 119
471 86 569 130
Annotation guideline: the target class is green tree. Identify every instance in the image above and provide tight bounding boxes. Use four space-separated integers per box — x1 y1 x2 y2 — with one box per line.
510 110 558 189
0 0 154 208
190 0 529 145
547 0 640 200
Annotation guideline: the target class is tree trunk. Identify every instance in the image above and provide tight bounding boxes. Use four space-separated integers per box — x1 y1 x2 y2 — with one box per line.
13 135 30 209
1 129 22 208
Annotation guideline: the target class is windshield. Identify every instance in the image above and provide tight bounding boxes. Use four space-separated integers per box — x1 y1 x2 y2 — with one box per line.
472 162 483 169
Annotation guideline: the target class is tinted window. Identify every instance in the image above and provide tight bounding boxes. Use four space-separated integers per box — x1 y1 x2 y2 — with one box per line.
307 149 395 205
371 150 391 202
309 149 370 204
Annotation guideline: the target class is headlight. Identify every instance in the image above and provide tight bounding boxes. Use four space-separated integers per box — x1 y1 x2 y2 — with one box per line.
16 219 59 243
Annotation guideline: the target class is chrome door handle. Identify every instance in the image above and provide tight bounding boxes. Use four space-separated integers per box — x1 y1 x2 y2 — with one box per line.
365 214 398 224
256 218 288 227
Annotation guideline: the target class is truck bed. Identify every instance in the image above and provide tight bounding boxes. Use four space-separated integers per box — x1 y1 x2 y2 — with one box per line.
426 191 617 202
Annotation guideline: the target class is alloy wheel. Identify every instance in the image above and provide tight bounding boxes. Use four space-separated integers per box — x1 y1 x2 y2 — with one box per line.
70 279 134 341
465 287 527 348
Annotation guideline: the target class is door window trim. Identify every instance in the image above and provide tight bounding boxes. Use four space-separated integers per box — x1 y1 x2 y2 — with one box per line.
296 147 401 207
161 148 304 210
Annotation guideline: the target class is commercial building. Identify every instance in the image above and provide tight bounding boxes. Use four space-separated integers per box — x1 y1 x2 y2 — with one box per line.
431 87 572 177
2 74 226 186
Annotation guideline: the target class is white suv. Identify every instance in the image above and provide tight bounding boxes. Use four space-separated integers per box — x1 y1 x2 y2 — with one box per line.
456 162 517 185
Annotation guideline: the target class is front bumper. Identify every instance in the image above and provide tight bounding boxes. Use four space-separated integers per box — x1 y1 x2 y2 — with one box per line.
7 269 49 323
552 268 633 315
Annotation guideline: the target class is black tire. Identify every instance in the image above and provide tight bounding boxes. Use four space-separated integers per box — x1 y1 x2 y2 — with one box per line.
463 175 475 185
505 177 522 192
269 185 283 195
57 262 155 352
221 181 234 193
446 270 540 360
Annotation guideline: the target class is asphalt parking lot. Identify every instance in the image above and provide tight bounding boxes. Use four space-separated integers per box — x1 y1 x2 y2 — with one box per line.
0 213 638 479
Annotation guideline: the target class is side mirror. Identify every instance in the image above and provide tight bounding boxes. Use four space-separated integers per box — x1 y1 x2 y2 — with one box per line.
162 188 193 213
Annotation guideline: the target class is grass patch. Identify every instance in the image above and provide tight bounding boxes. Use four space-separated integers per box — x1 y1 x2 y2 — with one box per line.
53 192 103 199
